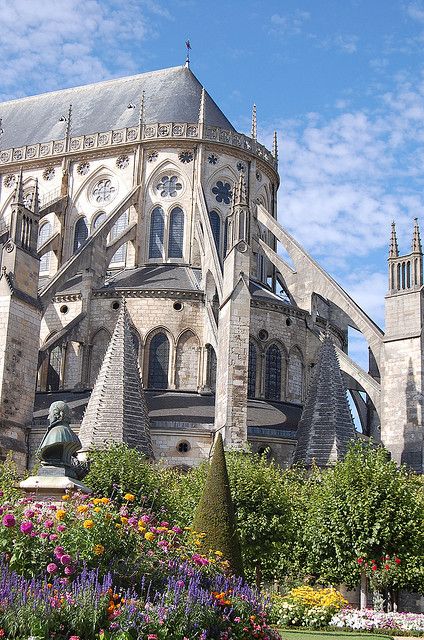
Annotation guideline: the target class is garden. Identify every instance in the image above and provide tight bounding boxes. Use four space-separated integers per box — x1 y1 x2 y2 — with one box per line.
0 439 423 639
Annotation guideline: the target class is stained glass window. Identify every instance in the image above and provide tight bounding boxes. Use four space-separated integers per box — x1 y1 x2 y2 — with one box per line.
148 333 169 388
206 345 217 392
265 344 282 400
47 345 62 392
73 217 88 253
110 211 129 264
168 207 184 258
38 222 52 272
248 341 257 397
92 212 106 230
149 207 165 259
209 210 220 253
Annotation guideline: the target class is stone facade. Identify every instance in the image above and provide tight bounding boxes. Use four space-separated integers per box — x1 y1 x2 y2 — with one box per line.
0 64 422 472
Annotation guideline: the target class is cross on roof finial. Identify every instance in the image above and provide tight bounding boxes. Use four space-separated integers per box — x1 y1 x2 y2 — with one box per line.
185 40 191 68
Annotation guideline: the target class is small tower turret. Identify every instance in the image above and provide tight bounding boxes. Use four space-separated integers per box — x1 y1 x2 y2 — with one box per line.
251 104 257 141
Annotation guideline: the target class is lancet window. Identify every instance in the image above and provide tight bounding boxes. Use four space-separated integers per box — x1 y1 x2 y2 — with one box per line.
148 333 169 389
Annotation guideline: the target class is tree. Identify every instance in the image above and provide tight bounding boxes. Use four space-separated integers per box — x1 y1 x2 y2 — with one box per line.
300 441 424 596
192 434 244 576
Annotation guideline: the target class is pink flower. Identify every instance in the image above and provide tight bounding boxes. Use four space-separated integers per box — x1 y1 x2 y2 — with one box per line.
54 546 65 558
172 526 182 534
44 520 54 529
20 521 33 534
160 521 169 527
2 514 15 527
24 509 35 518
47 562 58 573
39 532 48 539
147 635 158 640
64 565 74 575
140 515 150 523
60 554 72 566
69 636 80 640
56 524 66 532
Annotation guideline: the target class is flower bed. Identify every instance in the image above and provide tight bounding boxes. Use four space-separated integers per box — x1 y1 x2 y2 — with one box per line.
0 490 280 640
330 608 424 634
270 587 348 629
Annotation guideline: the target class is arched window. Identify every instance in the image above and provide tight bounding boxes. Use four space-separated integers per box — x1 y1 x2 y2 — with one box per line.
73 217 88 253
265 343 282 400
209 210 220 253
92 211 106 230
148 333 169 388
175 330 199 389
206 344 217 392
149 207 165 259
47 345 62 392
110 210 129 264
287 348 304 403
168 207 184 258
248 340 257 397
38 221 52 272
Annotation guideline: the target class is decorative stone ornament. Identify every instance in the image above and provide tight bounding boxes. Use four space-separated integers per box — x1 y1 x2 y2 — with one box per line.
156 175 183 198
147 150 158 162
208 154 218 164
116 154 130 169
237 162 245 173
212 180 232 204
43 167 55 181
179 150 193 163
77 161 90 176
91 178 116 204
3 174 15 188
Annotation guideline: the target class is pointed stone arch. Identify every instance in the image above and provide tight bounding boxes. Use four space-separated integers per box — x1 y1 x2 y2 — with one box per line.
175 329 200 390
143 326 174 389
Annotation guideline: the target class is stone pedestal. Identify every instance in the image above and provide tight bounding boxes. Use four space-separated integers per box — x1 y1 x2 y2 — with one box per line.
20 466 91 502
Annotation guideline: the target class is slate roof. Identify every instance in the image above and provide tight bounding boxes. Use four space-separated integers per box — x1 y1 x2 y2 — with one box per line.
33 390 300 436
293 336 357 467
102 265 202 292
78 301 154 457
0 66 234 150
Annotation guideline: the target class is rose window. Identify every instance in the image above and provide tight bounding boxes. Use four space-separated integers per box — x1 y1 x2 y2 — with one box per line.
92 179 116 203
208 154 218 165
156 175 182 198
212 180 232 205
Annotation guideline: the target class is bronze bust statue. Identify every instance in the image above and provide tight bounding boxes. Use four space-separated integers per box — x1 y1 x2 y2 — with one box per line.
38 401 82 478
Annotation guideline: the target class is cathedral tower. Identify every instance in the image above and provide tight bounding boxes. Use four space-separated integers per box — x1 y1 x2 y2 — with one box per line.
381 219 424 471
0 174 42 469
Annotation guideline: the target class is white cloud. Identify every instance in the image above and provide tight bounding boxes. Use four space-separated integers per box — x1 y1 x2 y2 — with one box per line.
320 34 359 54
269 10 310 35
0 0 170 98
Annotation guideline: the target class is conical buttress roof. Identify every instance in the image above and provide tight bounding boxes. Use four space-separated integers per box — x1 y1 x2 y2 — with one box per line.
79 301 154 458
293 335 356 467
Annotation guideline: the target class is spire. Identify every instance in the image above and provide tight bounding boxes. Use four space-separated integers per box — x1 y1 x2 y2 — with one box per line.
234 172 248 207
412 218 422 253
138 91 145 130
79 300 154 458
389 221 399 258
293 335 356 467
198 87 206 125
33 179 39 215
60 104 72 151
13 168 24 205
185 39 191 68
272 130 278 162
251 104 257 141
0 118 4 149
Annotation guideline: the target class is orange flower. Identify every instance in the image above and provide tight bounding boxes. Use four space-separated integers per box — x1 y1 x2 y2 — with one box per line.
61 495 70 501
93 544 105 555
120 516 128 525
83 519 94 529
77 505 89 514
56 509 66 520
123 493 135 502
100 497 110 504
93 507 101 513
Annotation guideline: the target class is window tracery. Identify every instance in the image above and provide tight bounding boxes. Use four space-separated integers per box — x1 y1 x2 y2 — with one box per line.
212 180 232 205
156 175 182 198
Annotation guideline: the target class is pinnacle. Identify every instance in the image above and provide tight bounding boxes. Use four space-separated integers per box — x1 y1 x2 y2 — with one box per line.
293 335 356 467
412 218 422 254
79 301 154 458
389 221 399 258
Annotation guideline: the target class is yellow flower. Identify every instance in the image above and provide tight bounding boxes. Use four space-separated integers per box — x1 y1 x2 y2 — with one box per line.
61 495 70 501
56 509 66 520
138 521 146 532
100 497 110 504
144 531 155 541
215 550 223 557
194 540 202 547
92 498 101 505
124 493 135 502
77 505 89 514
120 516 128 525
93 544 105 555
83 519 94 529
115 523 121 529
93 507 101 513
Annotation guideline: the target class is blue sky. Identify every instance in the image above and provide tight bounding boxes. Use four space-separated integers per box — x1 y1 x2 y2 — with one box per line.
1 0 424 347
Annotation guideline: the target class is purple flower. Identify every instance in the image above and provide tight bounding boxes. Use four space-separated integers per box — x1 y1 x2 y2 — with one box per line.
64 565 74 575
54 546 65 558
2 514 15 527
20 520 33 534
49 534 58 541
24 509 35 518
47 562 58 573
60 554 72 566
39 532 48 539
44 519 54 529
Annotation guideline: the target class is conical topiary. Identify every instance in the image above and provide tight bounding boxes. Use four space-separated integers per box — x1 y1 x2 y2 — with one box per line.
192 432 243 576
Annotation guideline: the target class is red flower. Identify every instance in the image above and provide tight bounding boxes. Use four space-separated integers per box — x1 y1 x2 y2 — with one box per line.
372 565 377 571
384 564 390 570
357 557 364 565
395 557 401 565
